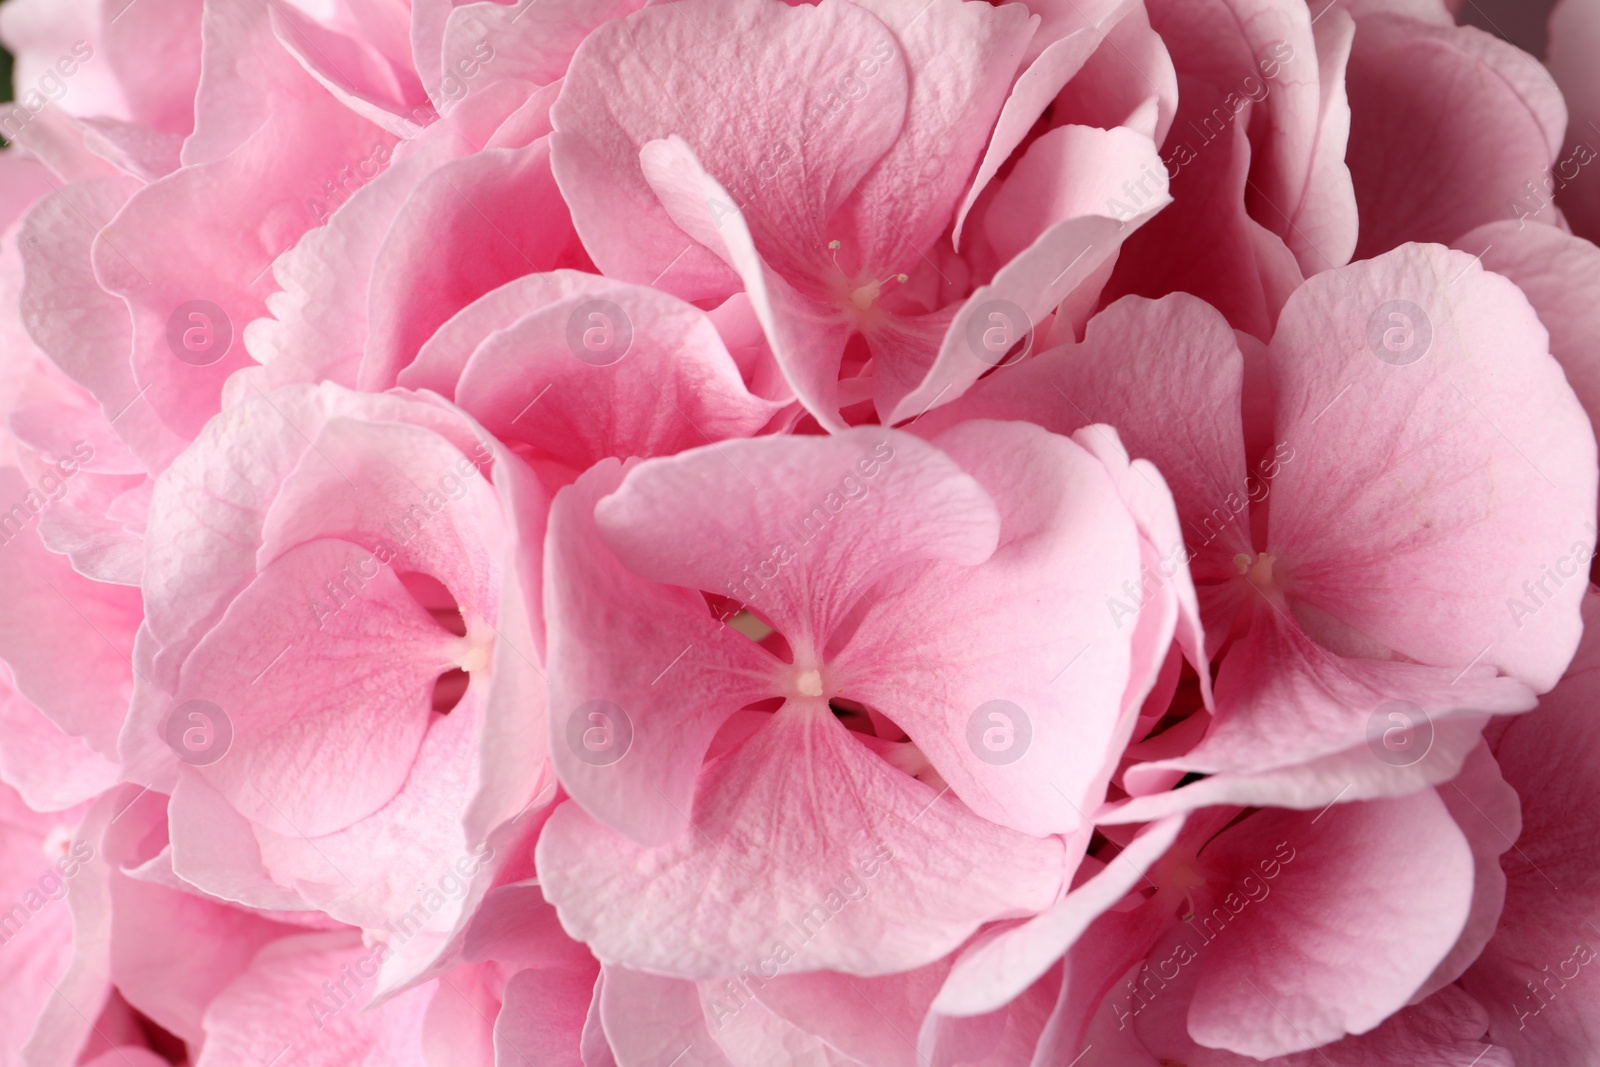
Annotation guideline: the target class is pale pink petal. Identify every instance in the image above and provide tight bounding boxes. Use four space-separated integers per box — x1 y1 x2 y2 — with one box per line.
865 304 959 426
242 134 471 393
248 698 512 984
19 785 125 1067
0 468 141 758
1296 3 1359 271
1135 792 1474 1058
544 459 776 847
33 465 147 586
537 705 1064 978
421 961 501 1067
397 270 621 398
933 816 1185 1017
1071 430 1210 712
955 0 1178 246
192 931 433 1067
1143 607 1530 781
755 962 950 1067
1029 867 1182 1064
130 385 485 712
1461 593 1600 1064
461 880 594 972
0 668 119 811
2 106 125 185
78 116 185 180
1120 984 1511 1066
270 1 432 139
108 808 296 1048
1456 220 1600 455
836 421 1143 836
358 136 590 389
101 0 204 134
831 0 1033 274
597 967 734 1067
93 2 396 440
454 279 783 475
704 987 863 1067
890 128 1170 425
1265 243 1595 691
1105 100 1302 340
441 0 645 91
1146 0 1348 273
581 972 616 1067
594 428 999 667
80 1050 171 1067
913 292 1253 642
950 23 1114 247
1415 740 1519 998
494 966 595 1067
168 770 317 914
17 176 186 470
549 0 908 300
918 963 1064 1067
0 784 82 1062
1345 14 1566 257
1104 713 1498 822
636 134 855 430
176 538 457 837
0 153 54 230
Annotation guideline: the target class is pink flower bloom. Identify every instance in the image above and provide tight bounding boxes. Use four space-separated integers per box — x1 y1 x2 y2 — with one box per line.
933 742 1517 1058
398 271 789 485
537 422 1186 978
925 242 1596 816
119 384 550 985
551 0 1172 427
1 0 1599 1062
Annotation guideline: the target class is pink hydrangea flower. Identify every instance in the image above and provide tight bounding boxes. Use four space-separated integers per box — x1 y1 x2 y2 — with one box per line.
1 0 1599 1063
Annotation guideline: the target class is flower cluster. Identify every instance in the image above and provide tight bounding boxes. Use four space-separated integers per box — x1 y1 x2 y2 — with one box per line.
0 0 1598 1063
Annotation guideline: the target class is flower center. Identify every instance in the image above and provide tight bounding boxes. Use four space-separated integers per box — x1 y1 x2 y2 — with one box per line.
828 239 906 317
42 825 72 862
451 618 495 674
1234 551 1279 591
849 278 885 311
795 668 824 698
1152 853 1209 920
